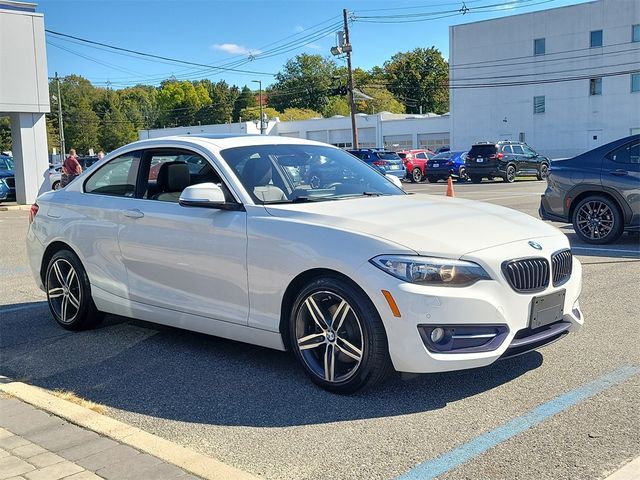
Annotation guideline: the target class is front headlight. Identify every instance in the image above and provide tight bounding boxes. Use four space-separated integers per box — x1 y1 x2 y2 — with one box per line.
370 255 491 287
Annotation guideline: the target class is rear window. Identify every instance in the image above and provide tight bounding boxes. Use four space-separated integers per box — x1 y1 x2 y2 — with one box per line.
469 145 497 157
377 152 401 160
432 152 453 160
398 153 407 159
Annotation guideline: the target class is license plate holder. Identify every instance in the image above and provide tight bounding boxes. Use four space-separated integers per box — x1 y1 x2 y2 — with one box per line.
432 163 439 167
529 290 565 329
476 158 484 163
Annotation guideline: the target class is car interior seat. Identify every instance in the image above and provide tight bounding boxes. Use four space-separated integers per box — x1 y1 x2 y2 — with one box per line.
152 161 191 202
242 156 287 202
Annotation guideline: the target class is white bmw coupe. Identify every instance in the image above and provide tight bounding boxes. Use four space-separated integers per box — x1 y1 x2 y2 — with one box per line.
26 135 583 393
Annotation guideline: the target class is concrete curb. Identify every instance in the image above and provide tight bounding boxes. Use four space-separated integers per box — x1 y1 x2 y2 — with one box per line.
604 456 640 480
0 204 30 211
0 379 260 480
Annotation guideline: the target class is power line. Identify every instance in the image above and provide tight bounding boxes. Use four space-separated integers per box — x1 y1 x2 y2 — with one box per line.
45 29 277 76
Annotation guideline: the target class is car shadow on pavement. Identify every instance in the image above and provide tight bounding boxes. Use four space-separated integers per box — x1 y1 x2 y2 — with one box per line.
1 307 543 427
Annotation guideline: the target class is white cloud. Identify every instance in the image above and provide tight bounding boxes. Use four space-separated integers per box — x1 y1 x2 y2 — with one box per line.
293 25 305 33
495 2 517 10
306 43 322 51
210 43 261 55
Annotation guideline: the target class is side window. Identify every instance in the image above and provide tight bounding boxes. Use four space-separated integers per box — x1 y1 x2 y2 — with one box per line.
511 145 525 155
143 149 222 202
608 141 640 164
85 152 140 197
416 153 426 160
522 145 537 157
502 145 513 154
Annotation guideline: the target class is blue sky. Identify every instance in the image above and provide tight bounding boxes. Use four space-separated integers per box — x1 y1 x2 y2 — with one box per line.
38 0 588 89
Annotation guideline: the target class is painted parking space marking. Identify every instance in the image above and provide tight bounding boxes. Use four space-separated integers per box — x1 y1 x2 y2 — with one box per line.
396 365 639 480
0 302 48 314
572 246 640 256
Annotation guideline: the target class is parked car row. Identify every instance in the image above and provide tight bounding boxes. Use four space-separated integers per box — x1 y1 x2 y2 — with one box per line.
49 155 103 190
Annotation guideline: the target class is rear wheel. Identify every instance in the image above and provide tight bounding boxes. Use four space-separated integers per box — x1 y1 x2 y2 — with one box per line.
45 250 104 331
504 164 516 183
289 277 392 394
52 181 61 191
411 167 423 183
572 195 623 244
470 175 482 184
537 163 549 180
426 176 439 183
457 166 467 183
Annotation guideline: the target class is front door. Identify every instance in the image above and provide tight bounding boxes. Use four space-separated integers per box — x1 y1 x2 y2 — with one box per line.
117 148 250 325
601 139 640 225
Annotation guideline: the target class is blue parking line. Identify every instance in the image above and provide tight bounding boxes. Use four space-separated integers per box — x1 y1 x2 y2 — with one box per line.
397 365 639 480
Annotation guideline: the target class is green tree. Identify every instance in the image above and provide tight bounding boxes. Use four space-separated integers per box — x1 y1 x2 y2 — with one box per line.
119 85 158 129
156 80 211 127
239 106 280 122
280 108 322 121
322 97 350 117
267 54 337 112
356 86 405 114
232 86 257 122
383 47 449 114
0 117 11 152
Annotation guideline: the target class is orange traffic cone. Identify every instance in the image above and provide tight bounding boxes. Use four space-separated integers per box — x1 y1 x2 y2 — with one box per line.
446 175 455 197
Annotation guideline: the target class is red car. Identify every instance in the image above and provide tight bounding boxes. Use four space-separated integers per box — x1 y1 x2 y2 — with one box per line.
397 149 434 182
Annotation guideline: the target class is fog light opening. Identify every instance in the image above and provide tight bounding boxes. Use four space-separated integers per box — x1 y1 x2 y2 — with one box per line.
430 327 445 344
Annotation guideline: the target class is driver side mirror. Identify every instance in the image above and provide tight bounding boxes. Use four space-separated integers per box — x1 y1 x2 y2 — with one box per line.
179 183 243 211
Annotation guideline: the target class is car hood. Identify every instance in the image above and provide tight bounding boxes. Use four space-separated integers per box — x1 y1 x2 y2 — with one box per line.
264 194 562 257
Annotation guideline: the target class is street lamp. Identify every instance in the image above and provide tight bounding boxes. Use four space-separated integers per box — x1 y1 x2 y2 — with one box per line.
251 80 264 134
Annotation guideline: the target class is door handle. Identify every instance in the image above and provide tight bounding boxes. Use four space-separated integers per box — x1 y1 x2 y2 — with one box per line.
609 169 628 176
122 209 144 219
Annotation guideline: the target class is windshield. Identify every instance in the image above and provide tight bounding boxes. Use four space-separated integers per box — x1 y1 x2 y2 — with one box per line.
219 144 404 204
0 157 14 170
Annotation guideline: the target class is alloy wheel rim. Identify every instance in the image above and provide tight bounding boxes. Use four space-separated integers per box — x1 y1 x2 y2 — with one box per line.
507 167 515 182
413 168 422 182
295 290 364 383
576 201 614 240
541 165 548 178
47 259 81 324
459 167 466 179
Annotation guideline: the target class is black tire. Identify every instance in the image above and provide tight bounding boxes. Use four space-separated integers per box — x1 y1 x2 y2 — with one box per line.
470 175 483 184
504 164 516 183
537 163 549 181
426 176 439 183
289 276 393 394
52 181 61 191
411 167 423 183
457 166 467 183
45 249 104 331
572 195 624 245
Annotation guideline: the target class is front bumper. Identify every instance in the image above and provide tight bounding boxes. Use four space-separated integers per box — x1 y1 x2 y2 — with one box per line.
354 236 583 373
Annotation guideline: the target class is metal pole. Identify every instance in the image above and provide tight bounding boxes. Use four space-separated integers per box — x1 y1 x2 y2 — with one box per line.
344 9 358 149
252 80 264 134
55 72 66 160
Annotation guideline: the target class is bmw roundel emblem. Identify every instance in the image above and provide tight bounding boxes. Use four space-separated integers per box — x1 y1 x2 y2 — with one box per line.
528 241 543 250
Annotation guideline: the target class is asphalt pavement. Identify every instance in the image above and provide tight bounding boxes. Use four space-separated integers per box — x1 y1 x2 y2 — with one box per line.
1 179 638 480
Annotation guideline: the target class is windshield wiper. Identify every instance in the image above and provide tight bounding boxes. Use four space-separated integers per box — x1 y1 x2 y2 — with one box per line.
361 191 384 196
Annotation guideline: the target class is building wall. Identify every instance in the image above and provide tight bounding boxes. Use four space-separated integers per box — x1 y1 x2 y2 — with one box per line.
450 0 640 158
0 2 49 113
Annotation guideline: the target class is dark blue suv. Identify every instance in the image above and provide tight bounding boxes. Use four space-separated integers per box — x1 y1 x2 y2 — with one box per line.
347 149 406 180
0 155 15 202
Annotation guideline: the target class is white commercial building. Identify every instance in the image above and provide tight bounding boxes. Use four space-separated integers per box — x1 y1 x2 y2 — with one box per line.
450 0 640 158
0 0 50 204
141 112 451 152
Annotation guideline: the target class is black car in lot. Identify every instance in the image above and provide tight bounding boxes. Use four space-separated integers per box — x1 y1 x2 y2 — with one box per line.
539 135 639 244
465 141 550 183
0 155 15 202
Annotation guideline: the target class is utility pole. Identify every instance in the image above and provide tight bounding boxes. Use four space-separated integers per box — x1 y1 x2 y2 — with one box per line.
343 9 358 149
252 79 264 134
55 72 66 160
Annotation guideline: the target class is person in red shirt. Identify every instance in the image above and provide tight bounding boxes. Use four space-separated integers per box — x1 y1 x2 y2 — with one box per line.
61 149 82 187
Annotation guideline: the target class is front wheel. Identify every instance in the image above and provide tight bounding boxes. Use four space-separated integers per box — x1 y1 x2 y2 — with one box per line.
572 195 623 244
504 164 516 183
45 250 104 331
457 166 467 183
411 167 423 183
289 277 392 394
537 163 549 180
